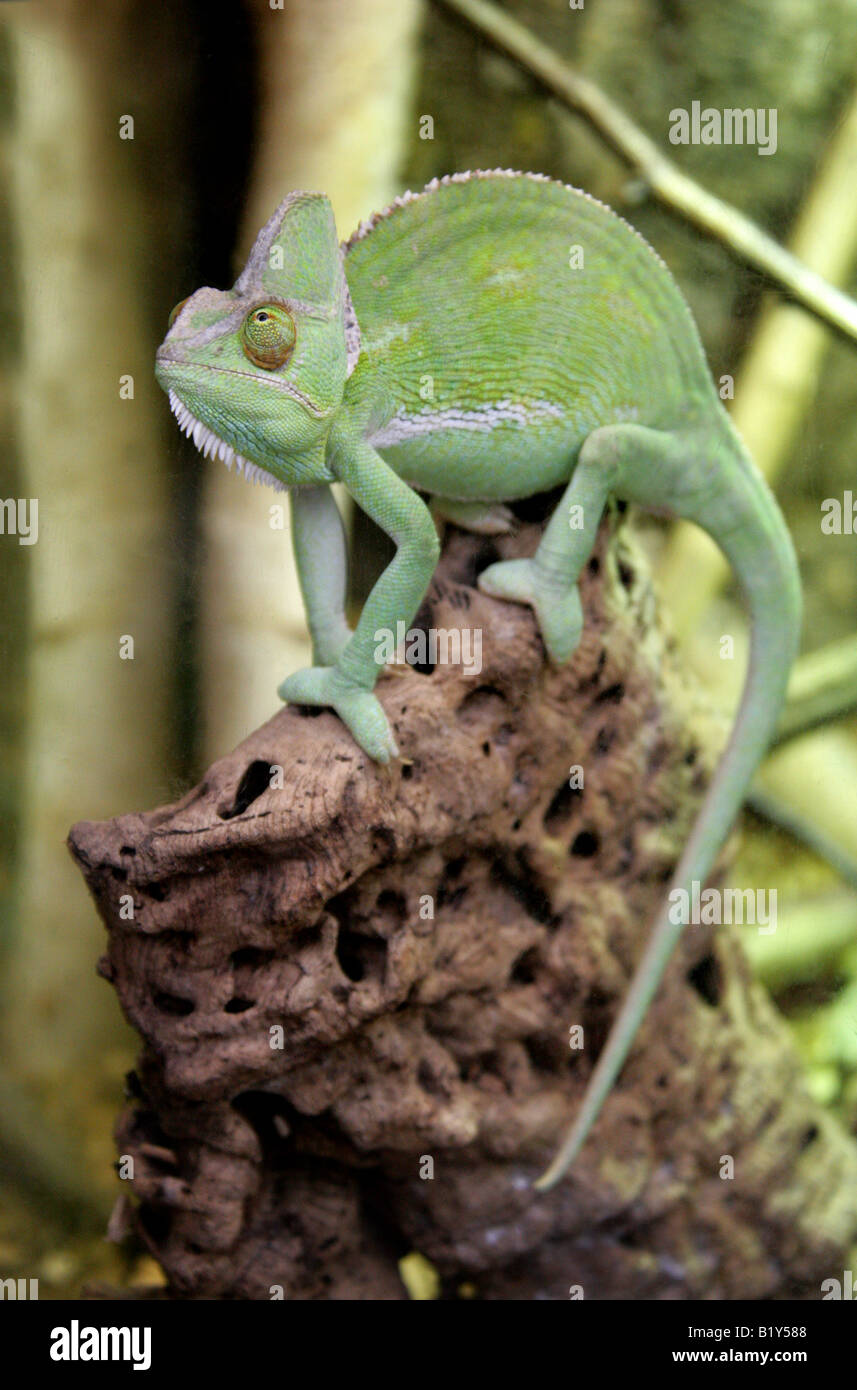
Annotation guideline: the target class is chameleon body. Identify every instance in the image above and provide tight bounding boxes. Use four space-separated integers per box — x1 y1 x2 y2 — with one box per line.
155 171 801 1190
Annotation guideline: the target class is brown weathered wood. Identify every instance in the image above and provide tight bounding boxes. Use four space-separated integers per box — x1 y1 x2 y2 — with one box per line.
69 507 857 1299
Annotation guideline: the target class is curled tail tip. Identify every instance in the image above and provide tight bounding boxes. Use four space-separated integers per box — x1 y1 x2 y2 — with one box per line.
532 1071 616 1190
533 1151 577 1192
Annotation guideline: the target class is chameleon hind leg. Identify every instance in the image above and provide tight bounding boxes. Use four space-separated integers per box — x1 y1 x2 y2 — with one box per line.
478 446 613 663
478 423 691 666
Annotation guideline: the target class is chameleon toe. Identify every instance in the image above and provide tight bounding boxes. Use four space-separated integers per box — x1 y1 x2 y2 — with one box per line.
477 557 537 604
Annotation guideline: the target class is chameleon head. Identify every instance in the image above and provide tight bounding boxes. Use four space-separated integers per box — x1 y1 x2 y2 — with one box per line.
154 192 352 489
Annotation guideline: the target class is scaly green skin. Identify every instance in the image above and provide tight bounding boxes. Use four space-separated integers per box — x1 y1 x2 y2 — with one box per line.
155 170 802 1190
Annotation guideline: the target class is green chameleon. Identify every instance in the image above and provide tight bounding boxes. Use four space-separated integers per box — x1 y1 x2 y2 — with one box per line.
155 170 801 1192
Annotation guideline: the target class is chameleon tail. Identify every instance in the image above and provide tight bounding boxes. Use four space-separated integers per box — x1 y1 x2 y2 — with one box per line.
534 457 801 1191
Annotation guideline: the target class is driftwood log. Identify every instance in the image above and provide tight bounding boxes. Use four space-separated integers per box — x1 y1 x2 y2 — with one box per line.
68 497 857 1299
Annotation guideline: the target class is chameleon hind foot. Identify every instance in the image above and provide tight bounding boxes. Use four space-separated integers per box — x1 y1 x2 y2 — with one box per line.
278 666 399 763
478 557 583 665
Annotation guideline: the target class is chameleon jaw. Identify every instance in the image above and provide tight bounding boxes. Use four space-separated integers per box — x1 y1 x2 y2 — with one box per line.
167 389 289 492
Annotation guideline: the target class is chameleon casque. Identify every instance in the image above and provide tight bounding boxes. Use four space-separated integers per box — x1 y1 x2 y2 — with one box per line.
155 170 801 1192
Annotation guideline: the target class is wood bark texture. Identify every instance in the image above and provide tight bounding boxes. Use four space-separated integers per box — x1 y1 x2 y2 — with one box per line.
69 503 857 1299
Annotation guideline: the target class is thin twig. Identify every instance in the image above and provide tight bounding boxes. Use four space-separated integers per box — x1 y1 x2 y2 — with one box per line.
436 0 857 346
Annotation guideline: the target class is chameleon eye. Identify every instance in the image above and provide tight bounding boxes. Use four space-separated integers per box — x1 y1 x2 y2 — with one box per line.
168 296 190 328
241 303 296 370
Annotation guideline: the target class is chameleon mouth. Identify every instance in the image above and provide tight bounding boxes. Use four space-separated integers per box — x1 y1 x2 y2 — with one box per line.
168 389 288 492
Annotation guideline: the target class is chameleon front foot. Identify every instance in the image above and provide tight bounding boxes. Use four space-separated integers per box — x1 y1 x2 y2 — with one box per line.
278 666 399 763
478 557 583 665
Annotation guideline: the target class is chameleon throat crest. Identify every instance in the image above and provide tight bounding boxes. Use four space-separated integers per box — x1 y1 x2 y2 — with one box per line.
168 389 288 492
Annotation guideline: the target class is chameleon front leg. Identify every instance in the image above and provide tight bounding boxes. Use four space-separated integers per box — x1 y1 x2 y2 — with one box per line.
279 435 439 762
289 485 352 666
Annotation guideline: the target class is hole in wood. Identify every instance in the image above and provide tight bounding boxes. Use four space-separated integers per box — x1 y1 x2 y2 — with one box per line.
375 889 407 930
511 947 540 984
524 1034 563 1072
230 946 274 970
595 682 625 705
219 760 274 819
456 685 508 725
543 781 582 833
152 991 195 1017
335 927 387 984
224 997 255 1014
687 953 722 1006
570 830 599 858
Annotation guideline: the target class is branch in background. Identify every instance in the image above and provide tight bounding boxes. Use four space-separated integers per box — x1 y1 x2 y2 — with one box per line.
730 635 857 889
436 0 857 344
742 893 857 991
741 636 857 888
746 786 857 894
774 635 857 748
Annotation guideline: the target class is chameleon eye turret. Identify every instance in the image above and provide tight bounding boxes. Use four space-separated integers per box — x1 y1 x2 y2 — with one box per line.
167 296 190 328
241 304 296 370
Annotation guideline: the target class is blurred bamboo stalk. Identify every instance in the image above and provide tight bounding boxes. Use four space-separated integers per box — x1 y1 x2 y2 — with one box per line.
0 1075 107 1230
659 83 857 631
200 0 423 760
2 2 170 1114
